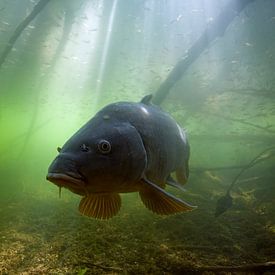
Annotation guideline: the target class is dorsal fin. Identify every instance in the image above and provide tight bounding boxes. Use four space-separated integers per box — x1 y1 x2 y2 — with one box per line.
140 94 153 105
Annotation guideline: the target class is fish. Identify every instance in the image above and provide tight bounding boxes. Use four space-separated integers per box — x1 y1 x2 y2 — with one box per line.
46 95 196 219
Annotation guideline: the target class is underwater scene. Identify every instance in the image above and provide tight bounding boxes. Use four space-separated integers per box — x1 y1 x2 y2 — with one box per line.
0 0 275 274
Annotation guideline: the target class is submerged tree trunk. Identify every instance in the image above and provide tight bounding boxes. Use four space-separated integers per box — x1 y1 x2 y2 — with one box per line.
175 261 275 274
17 7 75 159
204 111 275 134
152 0 256 105
0 0 51 69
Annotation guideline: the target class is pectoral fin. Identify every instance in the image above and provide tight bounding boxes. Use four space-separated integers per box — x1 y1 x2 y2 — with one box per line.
79 193 121 219
166 175 186 192
139 178 196 215
176 166 188 185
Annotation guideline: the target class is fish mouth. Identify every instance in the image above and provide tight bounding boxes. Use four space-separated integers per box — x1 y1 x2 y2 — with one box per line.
46 172 86 194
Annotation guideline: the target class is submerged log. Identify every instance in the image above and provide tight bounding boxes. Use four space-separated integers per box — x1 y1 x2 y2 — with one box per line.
191 165 247 172
0 0 51 69
176 261 275 274
189 133 275 144
204 112 275 134
152 0 256 105
226 88 275 98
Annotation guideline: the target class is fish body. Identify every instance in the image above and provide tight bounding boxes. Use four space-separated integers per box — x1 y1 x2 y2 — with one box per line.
47 96 195 219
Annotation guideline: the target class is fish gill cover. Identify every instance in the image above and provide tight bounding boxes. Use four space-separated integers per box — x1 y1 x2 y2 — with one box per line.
0 0 275 274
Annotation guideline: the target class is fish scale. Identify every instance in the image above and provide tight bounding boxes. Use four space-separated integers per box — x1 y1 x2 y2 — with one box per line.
47 96 196 219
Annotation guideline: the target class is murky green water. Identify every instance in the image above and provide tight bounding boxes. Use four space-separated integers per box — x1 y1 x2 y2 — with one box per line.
0 0 274 274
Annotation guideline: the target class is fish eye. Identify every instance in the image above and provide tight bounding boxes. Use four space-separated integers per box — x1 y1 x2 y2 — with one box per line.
98 140 111 154
57 147 62 152
80 144 90 152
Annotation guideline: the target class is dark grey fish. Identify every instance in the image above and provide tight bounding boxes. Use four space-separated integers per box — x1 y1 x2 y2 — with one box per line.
47 96 196 219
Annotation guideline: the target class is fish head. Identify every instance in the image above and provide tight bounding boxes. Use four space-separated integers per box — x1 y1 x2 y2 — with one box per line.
47 150 86 195
47 121 147 195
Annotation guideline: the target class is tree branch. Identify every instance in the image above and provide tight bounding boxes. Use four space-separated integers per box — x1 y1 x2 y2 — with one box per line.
204 112 275 134
0 0 51 69
152 0 256 105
